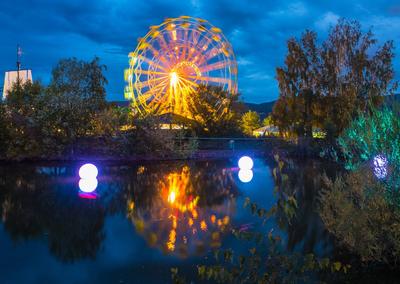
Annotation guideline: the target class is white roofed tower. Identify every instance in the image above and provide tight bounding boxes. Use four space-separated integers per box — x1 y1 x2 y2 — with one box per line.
2 45 33 100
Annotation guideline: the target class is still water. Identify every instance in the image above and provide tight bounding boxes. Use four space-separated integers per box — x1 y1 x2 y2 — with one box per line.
0 157 332 283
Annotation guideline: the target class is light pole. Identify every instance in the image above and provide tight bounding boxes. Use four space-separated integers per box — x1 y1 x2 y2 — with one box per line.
16 45 22 84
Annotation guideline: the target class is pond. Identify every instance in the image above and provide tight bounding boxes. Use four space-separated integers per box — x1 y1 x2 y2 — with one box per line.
0 157 334 283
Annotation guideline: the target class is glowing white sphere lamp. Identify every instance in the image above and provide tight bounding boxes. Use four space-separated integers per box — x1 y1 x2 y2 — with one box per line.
79 163 98 179
238 169 253 183
238 156 254 170
373 154 388 179
79 178 98 193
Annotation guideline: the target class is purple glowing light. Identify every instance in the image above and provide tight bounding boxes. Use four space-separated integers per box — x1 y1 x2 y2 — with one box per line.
373 154 388 179
79 192 98 199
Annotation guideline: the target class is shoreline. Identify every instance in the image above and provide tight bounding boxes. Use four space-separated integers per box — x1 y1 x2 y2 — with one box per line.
0 149 269 164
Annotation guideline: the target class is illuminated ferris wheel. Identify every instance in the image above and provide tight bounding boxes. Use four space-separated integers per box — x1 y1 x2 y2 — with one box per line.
124 16 238 117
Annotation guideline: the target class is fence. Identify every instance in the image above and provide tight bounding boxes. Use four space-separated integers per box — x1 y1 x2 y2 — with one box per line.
177 137 285 150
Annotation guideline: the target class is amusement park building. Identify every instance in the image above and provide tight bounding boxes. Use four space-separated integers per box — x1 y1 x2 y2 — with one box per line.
2 70 32 100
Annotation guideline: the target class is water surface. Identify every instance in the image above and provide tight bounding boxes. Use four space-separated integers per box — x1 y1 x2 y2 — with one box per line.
0 158 332 283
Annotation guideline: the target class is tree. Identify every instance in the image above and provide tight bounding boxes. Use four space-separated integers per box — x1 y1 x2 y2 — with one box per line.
4 80 46 158
273 19 397 138
45 57 108 152
320 167 400 264
338 106 400 197
320 105 400 265
188 85 241 136
0 102 9 156
240 111 261 136
2 57 109 159
90 106 126 137
125 114 197 158
274 30 321 137
48 57 107 111
262 115 273 127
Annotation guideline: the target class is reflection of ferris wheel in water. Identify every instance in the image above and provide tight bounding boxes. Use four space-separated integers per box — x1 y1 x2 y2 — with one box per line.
124 16 238 117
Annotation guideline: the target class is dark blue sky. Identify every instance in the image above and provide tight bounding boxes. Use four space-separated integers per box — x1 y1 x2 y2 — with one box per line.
1 0 399 103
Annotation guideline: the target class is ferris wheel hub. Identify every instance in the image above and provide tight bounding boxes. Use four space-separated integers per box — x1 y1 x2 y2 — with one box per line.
169 72 179 87
171 61 202 80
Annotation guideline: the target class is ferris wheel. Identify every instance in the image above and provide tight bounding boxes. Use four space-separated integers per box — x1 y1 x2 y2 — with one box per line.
124 16 238 117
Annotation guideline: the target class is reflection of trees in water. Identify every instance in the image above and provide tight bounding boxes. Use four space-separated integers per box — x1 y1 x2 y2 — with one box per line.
0 164 106 262
320 166 400 265
125 161 238 257
0 161 238 261
271 154 339 255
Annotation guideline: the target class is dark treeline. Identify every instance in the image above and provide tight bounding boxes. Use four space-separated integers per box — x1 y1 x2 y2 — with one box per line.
272 19 398 139
0 57 125 159
0 58 255 160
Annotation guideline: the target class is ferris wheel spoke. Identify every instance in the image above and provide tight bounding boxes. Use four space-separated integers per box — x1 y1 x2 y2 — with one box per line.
137 55 169 72
176 78 198 96
136 70 168 76
185 36 214 64
184 83 197 95
186 75 232 85
186 46 197 63
146 44 171 68
185 49 205 66
134 75 169 89
180 29 190 61
194 45 223 67
146 84 168 106
191 29 201 46
157 33 172 56
169 26 178 43
178 76 199 88
203 77 232 85
172 45 181 62
172 85 182 114
194 33 213 55
135 76 169 89
181 31 202 61
199 60 231 73
204 47 222 61
140 80 169 103
180 31 199 62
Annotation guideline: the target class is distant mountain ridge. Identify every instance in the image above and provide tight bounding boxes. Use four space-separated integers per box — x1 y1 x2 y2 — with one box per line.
244 93 400 118
241 101 275 119
111 94 400 116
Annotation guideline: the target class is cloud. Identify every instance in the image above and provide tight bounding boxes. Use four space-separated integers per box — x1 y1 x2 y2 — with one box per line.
0 0 399 103
269 1 308 17
315 12 340 31
237 57 253 66
245 72 273 81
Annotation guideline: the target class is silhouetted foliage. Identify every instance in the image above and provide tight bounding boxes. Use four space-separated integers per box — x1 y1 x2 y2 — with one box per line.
188 85 241 137
0 57 115 159
0 102 9 155
273 19 398 138
240 110 261 136
320 167 400 264
4 80 46 158
45 57 108 148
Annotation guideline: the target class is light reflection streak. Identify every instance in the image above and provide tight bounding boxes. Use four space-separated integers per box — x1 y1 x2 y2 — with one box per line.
127 165 235 255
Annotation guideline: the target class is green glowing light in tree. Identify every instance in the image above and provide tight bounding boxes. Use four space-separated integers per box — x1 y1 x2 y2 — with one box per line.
338 106 400 197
